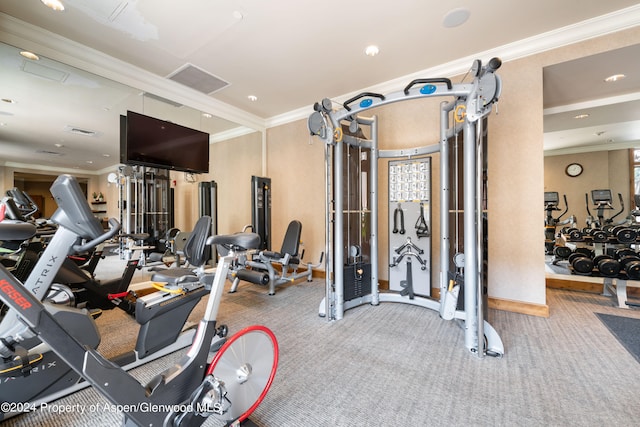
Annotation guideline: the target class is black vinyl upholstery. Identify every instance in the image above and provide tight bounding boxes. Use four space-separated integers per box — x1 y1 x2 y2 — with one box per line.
262 220 301 263
150 216 211 285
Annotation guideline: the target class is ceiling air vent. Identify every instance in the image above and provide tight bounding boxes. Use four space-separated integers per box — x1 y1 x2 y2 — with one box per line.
64 125 99 137
167 63 229 95
22 61 68 82
143 92 184 108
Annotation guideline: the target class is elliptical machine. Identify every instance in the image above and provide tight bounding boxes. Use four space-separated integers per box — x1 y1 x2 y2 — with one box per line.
585 190 637 243
544 191 575 260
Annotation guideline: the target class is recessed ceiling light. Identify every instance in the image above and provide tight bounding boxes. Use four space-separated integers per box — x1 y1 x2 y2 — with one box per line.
248 95 258 102
102 154 111 157
443 8 471 28
20 51 39 61
86 160 93 164
41 0 65 11
574 114 590 119
54 143 64 148
604 74 626 83
365 45 379 57
202 113 213 118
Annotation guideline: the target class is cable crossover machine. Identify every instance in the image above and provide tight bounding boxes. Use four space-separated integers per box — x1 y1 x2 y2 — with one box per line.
308 58 504 358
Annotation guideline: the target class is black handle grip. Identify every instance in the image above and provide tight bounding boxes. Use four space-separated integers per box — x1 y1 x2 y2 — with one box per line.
611 193 625 221
486 57 502 73
73 218 121 253
558 194 568 219
403 78 452 95
343 92 385 111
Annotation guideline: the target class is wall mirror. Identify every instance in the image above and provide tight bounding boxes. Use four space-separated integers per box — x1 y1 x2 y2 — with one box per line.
543 43 640 275
0 41 250 171
0 40 257 220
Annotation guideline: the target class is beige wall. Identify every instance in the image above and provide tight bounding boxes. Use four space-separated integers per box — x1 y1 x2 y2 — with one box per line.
4 27 640 313
266 120 325 259
207 131 263 235
261 27 640 311
2 165 100 216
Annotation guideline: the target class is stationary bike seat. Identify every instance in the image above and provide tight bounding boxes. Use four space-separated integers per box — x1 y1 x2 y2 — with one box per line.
208 233 261 251
0 221 37 241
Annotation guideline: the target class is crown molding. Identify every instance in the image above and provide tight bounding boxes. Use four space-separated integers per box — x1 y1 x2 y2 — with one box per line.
4 161 101 176
266 4 640 128
0 13 266 132
544 92 640 116
210 126 258 143
544 139 640 157
2 5 640 132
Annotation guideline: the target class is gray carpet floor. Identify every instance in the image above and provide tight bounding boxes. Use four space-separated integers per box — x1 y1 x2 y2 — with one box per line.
3 256 640 426
596 313 640 363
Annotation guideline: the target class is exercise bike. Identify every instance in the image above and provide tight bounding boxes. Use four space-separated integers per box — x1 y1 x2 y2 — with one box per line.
0 203 143 316
46 232 156 315
0 175 278 426
0 219 210 415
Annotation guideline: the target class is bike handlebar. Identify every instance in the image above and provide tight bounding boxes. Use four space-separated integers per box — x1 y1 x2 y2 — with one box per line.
73 218 121 253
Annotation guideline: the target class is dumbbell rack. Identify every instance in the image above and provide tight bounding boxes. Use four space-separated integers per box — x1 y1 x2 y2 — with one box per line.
602 277 640 309
555 231 640 309
560 230 640 279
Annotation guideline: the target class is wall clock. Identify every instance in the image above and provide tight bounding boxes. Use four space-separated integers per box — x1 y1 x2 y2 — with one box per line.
565 163 583 177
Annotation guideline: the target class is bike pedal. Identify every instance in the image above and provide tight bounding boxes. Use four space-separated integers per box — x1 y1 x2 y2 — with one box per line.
210 338 226 353
88 308 103 319
217 324 229 338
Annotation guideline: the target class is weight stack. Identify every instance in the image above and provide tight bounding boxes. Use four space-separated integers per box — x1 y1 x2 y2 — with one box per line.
344 263 371 301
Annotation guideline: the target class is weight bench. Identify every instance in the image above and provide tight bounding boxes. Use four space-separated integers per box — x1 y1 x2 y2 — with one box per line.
150 216 211 286
230 220 317 295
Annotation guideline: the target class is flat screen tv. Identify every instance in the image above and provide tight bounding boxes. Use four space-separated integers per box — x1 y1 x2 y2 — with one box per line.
120 111 210 173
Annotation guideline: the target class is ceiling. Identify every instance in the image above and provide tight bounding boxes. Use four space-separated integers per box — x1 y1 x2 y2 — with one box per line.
1 0 640 173
543 44 640 155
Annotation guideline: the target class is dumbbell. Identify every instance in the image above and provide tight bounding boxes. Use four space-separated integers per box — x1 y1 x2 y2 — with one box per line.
565 228 583 241
571 254 594 275
567 248 593 264
553 246 572 259
593 254 621 277
616 251 640 279
615 248 637 260
613 227 638 244
590 229 609 243
624 258 640 280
